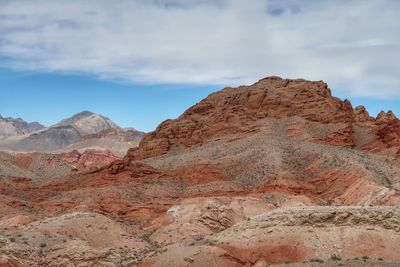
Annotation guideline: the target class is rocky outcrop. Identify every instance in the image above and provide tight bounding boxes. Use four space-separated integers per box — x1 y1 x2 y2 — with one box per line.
128 77 357 160
226 206 400 230
0 116 44 139
353 105 373 122
376 110 397 124
363 113 400 154
128 77 400 161
376 120 400 147
106 160 158 176
314 126 356 148
145 206 400 266
60 149 120 170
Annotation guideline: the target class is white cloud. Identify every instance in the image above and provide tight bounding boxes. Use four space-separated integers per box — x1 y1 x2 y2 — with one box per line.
0 0 399 96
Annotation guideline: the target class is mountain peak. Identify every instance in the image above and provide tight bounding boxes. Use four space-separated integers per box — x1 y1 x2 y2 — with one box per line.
71 110 95 119
0 111 143 154
127 77 355 160
0 116 45 139
376 110 397 123
55 111 119 136
62 111 98 124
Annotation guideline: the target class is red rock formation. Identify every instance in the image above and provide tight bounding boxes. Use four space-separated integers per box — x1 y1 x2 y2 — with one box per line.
353 105 373 122
376 110 397 124
128 77 356 160
61 149 119 170
3 76 400 266
314 126 356 148
0 257 20 267
362 112 400 155
126 76 400 161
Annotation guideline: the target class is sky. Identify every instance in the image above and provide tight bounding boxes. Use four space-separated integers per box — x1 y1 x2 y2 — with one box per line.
0 0 399 132
0 68 219 131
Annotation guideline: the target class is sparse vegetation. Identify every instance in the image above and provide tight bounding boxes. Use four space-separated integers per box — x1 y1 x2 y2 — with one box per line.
3 83 400 266
330 254 342 261
310 258 324 263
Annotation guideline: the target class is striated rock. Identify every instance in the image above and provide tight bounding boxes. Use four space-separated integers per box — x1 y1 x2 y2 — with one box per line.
106 159 158 176
0 256 21 267
363 114 400 155
376 120 400 147
60 149 120 170
314 126 356 148
376 110 397 124
127 137 170 160
3 76 400 266
129 77 356 160
126 76 400 160
145 206 400 266
353 105 373 122
149 197 275 245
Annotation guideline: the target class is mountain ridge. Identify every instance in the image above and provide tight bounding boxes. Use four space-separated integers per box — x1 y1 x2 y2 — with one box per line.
0 111 144 156
127 76 400 161
0 115 45 139
2 76 400 266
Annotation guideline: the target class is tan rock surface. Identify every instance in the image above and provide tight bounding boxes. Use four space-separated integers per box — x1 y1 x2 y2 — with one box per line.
146 206 400 266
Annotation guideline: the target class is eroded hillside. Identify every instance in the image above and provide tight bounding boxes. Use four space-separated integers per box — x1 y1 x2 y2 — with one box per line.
1 77 400 266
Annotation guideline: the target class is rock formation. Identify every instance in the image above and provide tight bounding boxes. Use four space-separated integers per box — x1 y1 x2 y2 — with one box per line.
0 116 44 139
128 76 400 160
1 77 400 266
128 77 357 160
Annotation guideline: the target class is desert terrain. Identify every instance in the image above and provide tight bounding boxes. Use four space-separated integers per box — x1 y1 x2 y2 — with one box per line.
1 77 400 266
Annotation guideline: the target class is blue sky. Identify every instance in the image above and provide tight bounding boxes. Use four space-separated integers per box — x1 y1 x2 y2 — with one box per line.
0 68 219 132
0 0 399 131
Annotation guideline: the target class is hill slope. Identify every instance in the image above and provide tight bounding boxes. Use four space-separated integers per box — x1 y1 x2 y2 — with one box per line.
0 116 44 139
1 77 400 266
0 111 144 155
128 76 400 161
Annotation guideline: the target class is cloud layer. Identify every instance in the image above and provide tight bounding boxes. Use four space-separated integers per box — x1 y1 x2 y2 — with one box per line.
0 0 399 96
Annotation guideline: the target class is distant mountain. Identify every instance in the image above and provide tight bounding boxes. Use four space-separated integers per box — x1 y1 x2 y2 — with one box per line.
0 115 45 139
0 111 144 156
54 111 119 136
65 127 144 156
